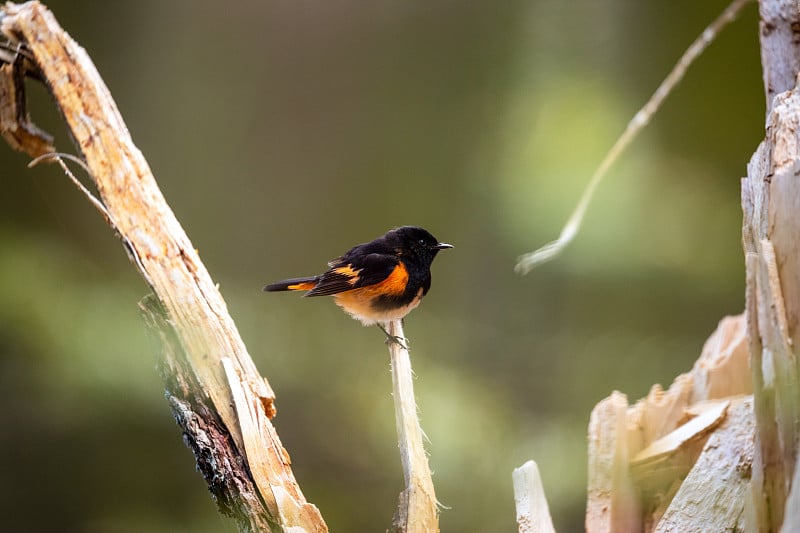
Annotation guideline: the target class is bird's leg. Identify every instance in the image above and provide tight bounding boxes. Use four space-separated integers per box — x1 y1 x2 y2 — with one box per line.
377 322 409 350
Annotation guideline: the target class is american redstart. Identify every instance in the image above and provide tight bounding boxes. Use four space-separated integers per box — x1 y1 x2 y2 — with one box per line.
264 226 452 344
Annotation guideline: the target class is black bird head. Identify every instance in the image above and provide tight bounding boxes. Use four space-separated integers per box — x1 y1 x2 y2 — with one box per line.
388 226 453 265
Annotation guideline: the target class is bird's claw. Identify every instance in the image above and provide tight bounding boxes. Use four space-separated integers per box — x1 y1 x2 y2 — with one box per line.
384 334 409 350
377 324 409 350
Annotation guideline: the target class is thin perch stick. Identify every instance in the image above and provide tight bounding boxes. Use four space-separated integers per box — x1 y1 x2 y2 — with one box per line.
515 0 754 274
387 319 439 533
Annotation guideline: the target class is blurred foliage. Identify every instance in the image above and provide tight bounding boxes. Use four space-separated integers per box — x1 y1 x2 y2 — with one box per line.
0 0 761 531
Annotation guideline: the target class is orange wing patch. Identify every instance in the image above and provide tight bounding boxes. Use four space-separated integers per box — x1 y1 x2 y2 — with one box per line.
333 265 361 285
287 281 317 291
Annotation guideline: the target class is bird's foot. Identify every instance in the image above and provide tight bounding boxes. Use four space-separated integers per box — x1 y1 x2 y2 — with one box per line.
377 323 409 350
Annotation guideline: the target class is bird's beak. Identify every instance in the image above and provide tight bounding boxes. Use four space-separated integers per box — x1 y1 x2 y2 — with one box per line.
434 242 453 250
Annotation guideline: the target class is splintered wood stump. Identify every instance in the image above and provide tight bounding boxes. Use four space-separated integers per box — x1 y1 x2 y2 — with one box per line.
653 398 754 533
513 461 557 533
586 315 753 533
742 3 800 529
743 76 800 533
586 391 641 533
742 0 800 533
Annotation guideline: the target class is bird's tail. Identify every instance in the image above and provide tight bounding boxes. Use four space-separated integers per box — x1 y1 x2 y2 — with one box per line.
263 276 319 292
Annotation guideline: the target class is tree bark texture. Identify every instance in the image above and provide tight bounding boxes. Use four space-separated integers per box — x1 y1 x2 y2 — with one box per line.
757 0 800 115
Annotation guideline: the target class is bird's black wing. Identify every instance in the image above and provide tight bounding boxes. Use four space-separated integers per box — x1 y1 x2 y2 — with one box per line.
305 252 400 297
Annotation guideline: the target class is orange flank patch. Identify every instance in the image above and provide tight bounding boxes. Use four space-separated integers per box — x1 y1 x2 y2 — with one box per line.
287 281 316 291
333 265 361 285
332 263 414 325
366 262 409 297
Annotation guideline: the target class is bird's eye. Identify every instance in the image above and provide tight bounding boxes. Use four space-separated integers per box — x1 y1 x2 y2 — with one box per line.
419 239 426 246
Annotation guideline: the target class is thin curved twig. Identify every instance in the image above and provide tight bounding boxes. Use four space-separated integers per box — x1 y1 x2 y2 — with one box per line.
515 0 754 274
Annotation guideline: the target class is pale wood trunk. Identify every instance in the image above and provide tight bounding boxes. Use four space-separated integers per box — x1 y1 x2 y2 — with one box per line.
744 1 800 530
0 3 327 531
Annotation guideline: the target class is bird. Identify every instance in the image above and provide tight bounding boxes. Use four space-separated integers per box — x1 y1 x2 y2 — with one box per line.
263 226 452 346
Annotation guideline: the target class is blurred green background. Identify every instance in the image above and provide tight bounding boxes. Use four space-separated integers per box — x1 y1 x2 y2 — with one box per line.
0 1 762 531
